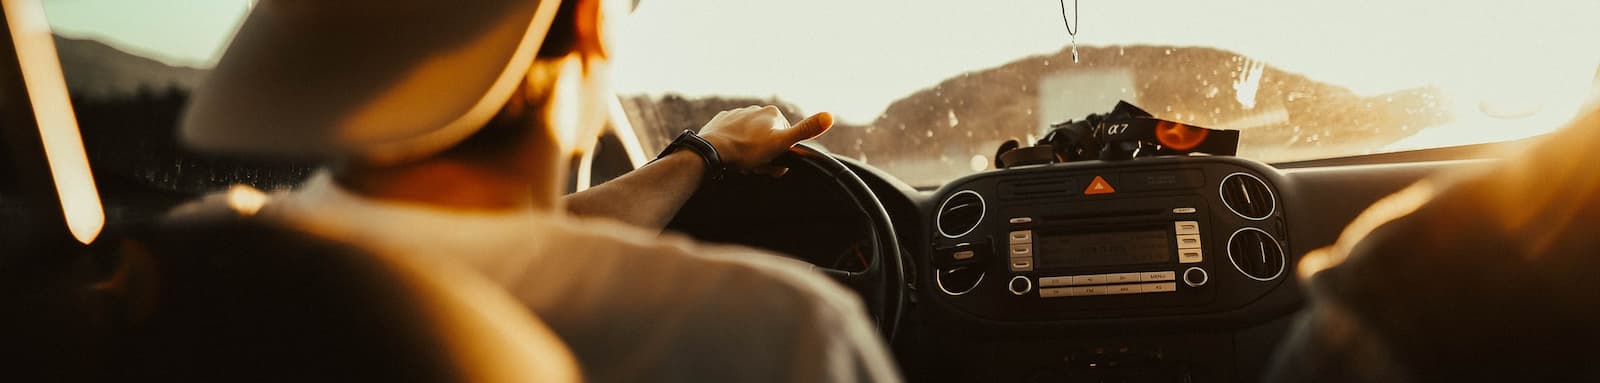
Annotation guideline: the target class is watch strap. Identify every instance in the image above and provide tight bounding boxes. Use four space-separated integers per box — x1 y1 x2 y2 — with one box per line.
656 130 724 181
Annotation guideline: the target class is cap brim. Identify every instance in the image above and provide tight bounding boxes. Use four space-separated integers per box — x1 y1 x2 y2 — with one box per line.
181 0 562 164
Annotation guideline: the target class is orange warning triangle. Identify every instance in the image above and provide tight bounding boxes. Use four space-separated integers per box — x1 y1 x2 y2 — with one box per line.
1085 176 1116 195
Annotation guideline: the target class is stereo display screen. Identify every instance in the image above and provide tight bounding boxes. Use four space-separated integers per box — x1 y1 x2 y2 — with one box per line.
1036 230 1171 269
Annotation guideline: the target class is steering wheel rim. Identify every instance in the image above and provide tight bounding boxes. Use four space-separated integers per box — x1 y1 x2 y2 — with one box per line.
768 143 906 342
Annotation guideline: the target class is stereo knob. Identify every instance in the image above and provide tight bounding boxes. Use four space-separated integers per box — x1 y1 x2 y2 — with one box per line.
1008 276 1033 296
1183 267 1209 287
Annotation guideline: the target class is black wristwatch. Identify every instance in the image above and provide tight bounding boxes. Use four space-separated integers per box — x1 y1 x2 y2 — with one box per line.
656 130 725 181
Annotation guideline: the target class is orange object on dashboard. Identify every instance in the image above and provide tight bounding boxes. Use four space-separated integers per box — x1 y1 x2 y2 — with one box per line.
1084 176 1116 195
996 101 1240 168
1154 120 1209 151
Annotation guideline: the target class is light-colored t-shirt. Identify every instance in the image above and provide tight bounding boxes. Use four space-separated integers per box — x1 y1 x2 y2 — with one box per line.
176 173 900 383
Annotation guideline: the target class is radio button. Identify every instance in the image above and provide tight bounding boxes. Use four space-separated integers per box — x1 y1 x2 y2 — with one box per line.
1066 286 1104 296
1179 248 1203 264
1008 230 1033 243
1009 259 1034 272
1009 244 1033 257
1039 276 1073 287
1142 282 1178 293
1105 284 1142 295
1175 221 1200 235
1071 274 1107 285
1008 276 1033 296
1040 287 1071 298
1176 234 1203 249
1008 217 1034 224
1105 273 1142 284
1183 267 1210 287
1140 271 1176 282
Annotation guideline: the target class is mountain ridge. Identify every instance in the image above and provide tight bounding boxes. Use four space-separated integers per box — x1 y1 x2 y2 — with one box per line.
52 35 208 98
815 45 1448 184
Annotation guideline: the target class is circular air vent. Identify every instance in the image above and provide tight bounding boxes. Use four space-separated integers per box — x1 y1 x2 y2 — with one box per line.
1227 228 1286 281
936 190 985 238
936 266 985 296
1220 172 1276 220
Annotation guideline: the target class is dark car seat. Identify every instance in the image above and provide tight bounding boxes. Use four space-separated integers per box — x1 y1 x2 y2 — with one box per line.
7 213 579 383
1267 106 1600 382
4 3 576 379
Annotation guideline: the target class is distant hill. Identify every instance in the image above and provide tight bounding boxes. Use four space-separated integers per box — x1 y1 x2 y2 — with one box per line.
51 35 306 197
52 35 207 98
803 45 1449 184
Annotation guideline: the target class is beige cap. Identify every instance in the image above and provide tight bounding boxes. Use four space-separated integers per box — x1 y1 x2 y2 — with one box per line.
181 0 562 164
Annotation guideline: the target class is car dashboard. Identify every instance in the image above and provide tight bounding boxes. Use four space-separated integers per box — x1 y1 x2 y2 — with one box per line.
830 152 1491 383
905 156 1299 382
926 157 1288 318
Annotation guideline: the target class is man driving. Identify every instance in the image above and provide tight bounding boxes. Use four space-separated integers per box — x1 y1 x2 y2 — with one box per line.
171 0 900 381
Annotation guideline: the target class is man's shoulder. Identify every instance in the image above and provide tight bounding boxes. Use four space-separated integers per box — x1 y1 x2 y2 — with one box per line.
543 215 812 275
528 215 863 314
529 216 888 382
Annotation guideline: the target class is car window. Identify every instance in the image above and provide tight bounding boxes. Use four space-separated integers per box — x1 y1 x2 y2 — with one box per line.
611 0 1600 186
39 0 1600 193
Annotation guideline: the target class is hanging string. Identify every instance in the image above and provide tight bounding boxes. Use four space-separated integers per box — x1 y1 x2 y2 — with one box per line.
1058 0 1079 63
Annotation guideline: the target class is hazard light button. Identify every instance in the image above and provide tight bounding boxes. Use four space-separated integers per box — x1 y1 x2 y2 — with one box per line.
1084 175 1116 195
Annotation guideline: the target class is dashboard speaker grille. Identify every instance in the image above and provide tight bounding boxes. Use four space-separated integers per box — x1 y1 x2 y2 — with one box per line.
1227 228 1286 281
936 190 985 238
1220 173 1275 220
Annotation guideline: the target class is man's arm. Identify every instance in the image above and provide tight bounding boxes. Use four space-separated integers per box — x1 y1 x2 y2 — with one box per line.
564 106 833 230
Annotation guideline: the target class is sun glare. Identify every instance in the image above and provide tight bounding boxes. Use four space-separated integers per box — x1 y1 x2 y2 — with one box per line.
6 0 104 245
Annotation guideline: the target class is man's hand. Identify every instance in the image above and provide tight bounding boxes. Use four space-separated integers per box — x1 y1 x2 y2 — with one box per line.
698 106 834 171
564 106 832 230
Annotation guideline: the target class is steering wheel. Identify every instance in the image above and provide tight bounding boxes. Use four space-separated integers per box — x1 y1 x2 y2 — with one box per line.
671 143 906 341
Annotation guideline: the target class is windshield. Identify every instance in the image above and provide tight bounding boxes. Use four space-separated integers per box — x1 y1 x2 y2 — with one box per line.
41 0 1600 187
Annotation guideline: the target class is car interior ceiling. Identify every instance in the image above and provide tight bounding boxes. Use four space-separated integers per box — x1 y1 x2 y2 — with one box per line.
8 2 1600 383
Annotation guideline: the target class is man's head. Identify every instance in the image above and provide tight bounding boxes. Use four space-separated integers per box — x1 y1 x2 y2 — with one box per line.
181 0 626 168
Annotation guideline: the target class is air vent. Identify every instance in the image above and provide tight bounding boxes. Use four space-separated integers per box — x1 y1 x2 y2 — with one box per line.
935 266 985 296
1220 173 1275 220
998 178 1070 199
936 190 985 238
1227 228 1286 281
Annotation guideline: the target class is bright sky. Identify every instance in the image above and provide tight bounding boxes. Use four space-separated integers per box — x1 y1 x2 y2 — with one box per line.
43 0 1600 126
42 0 251 67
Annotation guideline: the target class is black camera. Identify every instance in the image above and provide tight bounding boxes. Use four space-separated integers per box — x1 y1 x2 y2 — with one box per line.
996 101 1240 168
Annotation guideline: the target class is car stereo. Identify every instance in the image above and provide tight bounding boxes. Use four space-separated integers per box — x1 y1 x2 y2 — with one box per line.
1000 196 1212 304
991 187 1215 306
927 159 1289 321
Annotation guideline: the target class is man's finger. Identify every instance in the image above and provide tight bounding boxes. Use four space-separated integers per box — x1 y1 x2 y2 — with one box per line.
785 112 834 143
